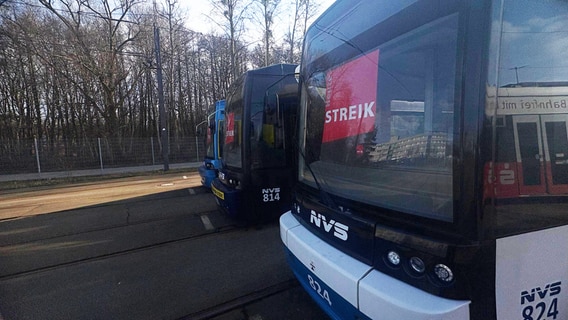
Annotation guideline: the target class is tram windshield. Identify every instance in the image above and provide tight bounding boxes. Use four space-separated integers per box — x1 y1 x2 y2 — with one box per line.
205 116 215 159
299 5 458 222
250 82 296 169
298 0 568 229
224 72 295 170
205 117 224 160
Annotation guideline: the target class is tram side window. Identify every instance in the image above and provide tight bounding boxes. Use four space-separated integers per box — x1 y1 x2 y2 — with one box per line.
488 0 568 235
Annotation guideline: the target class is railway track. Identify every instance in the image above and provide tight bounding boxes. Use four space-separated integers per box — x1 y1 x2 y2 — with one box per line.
183 279 300 320
0 176 327 319
0 186 217 246
0 219 239 281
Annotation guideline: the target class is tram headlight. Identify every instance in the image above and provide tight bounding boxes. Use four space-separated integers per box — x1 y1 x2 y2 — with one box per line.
228 178 241 189
409 257 426 274
386 251 401 266
433 264 454 283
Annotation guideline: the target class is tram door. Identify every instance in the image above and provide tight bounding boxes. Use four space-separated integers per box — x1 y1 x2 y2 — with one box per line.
513 115 568 195
542 114 568 194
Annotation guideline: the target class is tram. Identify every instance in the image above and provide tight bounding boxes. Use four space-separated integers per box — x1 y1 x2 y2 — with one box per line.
199 100 225 188
280 0 568 319
212 64 299 223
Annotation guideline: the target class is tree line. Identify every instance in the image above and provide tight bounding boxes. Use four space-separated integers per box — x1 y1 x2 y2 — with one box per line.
0 0 320 164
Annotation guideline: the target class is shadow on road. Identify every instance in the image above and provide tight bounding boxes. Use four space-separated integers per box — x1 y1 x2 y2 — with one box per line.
0 187 225 278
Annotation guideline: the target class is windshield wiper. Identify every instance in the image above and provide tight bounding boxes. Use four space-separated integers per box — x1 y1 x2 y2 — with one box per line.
296 145 338 210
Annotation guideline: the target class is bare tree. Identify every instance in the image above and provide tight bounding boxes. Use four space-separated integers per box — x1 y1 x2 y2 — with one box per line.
284 0 302 63
0 0 333 172
284 0 318 64
208 0 249 80
252 0 280 66
38 0 143 139
302 0 320 35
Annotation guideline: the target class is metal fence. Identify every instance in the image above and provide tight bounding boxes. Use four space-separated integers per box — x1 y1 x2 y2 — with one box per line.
0 136 206 175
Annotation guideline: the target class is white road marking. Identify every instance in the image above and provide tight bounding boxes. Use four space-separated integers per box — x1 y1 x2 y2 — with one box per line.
200 214 215 231
188 188 196 195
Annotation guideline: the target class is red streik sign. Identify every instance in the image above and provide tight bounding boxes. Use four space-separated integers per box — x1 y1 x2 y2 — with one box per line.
207 126 212 145
225 112 235 144
322 50 379 143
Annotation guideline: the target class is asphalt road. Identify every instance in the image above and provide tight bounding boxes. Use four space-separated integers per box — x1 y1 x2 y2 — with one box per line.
0 172 329 320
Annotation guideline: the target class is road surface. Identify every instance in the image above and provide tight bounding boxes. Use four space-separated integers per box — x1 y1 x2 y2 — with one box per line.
0 172 329 319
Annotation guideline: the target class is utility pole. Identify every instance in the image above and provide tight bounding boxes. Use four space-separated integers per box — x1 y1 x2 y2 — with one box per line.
510 65 527 85
154 25 169 171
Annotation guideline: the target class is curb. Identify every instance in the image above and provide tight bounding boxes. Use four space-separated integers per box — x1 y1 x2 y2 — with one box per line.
0 162 202 182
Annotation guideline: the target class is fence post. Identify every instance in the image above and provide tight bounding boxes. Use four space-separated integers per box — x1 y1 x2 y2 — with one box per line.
151 137 155 165
34 137 41 174
98 138 104 170
195 136 199 162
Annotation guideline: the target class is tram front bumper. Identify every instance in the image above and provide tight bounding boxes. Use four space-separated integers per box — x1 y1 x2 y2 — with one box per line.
198 165 217 188
280 212 471 320
211 178 241 217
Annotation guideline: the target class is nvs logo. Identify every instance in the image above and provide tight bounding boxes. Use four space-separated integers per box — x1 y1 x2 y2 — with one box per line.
521 281 561 305
310 210 349 241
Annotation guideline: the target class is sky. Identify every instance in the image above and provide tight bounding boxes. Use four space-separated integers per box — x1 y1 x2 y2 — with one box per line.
183 0 336 44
